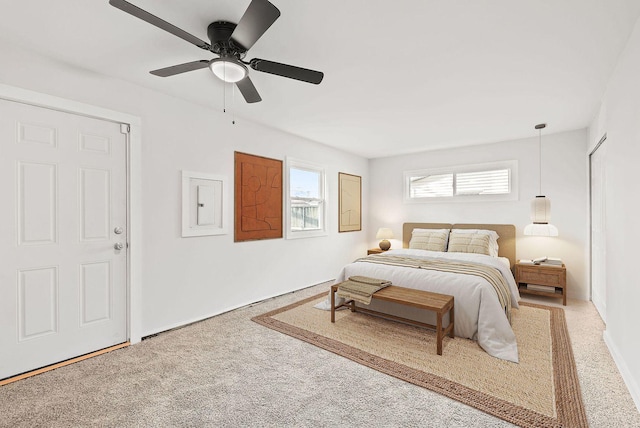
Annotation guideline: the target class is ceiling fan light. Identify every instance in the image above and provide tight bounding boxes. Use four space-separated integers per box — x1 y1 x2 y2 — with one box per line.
209 58 248 83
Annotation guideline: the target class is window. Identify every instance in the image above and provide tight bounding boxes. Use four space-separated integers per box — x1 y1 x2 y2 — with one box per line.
404 160 518 203
286 158 327 238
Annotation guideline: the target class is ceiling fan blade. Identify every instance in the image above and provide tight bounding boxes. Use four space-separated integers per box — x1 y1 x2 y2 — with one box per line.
150 60 211 77
109 0 211 51
249 59 324 84
230 0 281 51
236 77 262 103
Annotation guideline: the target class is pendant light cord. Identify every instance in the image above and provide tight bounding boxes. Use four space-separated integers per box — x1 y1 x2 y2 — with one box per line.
538 127 542 195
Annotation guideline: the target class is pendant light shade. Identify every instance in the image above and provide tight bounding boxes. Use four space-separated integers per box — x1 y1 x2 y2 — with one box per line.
524 124 558 236
523 195 558 236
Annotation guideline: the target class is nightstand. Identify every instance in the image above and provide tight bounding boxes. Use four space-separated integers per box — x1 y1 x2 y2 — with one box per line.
515 261 567 305
367 248 386 255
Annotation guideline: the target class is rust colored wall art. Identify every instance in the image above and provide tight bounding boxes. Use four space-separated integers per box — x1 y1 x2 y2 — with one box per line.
234 152 283 241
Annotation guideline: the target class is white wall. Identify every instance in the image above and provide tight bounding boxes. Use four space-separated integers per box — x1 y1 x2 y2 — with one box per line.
588 15 640 409
0 43 368 336
369 129 589 300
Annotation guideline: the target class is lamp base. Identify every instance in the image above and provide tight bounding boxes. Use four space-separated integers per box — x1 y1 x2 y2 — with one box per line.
379 239 391 251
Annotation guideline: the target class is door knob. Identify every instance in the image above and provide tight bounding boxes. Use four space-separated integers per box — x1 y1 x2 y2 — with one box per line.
114 242 124 250
114 227 124 234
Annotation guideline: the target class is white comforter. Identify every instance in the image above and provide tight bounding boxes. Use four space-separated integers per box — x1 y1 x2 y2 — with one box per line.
317 249 521 363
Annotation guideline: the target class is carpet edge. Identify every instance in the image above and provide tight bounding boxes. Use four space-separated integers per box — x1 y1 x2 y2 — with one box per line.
252 295 583 428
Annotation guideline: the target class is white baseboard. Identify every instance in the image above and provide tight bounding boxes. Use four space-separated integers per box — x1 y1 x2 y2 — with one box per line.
142 279 334 338
603 330 640 411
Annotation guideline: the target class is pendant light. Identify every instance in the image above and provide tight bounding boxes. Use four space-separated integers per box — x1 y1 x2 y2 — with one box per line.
524 123 558 236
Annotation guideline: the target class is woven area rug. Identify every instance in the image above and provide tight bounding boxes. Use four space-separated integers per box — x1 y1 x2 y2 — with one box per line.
252 293 588 428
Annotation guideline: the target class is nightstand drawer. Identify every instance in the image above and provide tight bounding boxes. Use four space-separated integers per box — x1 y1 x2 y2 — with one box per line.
518 269 563 286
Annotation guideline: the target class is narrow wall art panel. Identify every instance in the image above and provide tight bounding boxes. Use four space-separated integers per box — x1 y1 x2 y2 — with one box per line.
338 172 361 232
234 152 283 242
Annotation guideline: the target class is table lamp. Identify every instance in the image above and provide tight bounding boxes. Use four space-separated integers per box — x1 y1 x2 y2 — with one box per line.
376 227 394 251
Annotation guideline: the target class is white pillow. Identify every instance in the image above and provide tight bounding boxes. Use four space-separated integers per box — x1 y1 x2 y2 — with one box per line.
451 229 499 257
409 229 449 252
447 233 492 256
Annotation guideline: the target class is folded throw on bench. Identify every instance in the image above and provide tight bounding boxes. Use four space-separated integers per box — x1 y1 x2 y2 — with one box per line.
336 276 392 305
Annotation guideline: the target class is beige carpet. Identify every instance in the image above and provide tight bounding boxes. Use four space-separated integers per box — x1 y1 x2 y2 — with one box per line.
253 293 588 428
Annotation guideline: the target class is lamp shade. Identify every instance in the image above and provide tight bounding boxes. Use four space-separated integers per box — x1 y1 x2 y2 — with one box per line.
376 227 394 240
523 223 559 236
209 58 248 83
524 195 558 236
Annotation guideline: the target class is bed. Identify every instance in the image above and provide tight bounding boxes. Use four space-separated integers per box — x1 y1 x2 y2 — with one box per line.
317 223 521 363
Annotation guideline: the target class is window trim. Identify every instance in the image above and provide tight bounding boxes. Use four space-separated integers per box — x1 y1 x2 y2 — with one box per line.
285 157 328 239
404 160 518 203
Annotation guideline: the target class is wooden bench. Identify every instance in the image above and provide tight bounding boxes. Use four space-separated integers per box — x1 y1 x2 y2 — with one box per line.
330 284 454 355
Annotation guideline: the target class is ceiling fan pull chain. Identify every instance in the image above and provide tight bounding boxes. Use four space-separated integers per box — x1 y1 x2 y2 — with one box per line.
232 84 236 125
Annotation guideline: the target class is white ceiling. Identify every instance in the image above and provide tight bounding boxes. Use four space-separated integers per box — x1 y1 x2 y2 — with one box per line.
1 0 639 158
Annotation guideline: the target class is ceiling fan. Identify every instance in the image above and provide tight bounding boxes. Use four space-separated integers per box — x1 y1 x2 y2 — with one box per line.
109 0 324 103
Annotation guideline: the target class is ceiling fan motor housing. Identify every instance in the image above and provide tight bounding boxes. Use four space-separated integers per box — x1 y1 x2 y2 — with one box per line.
207 21 245 57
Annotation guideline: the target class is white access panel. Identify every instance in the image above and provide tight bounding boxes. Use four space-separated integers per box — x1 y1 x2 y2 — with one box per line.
181 171 227 237
0 99 128 379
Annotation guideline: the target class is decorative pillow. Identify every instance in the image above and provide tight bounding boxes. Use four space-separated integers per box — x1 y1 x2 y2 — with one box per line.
451 229 499 257
447 233 492 256
409 229 449 252
412 228 450 247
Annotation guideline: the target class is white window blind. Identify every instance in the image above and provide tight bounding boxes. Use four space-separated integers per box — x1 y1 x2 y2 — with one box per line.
410 173 453 197
456 169 510 195
404 160 517 203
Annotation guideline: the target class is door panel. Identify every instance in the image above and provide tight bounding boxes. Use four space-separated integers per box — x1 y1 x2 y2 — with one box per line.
17 121 57 147
0 99 128 379
79 167 111 241
18 162 58 245
18 267 58 341
80 261 112 325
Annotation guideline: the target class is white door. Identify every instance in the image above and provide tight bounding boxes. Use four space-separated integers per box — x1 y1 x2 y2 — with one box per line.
590 139 607 322
0 99 128 379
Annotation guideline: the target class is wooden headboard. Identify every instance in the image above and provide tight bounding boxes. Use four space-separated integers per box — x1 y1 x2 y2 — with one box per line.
402 223 516 268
